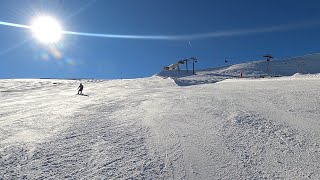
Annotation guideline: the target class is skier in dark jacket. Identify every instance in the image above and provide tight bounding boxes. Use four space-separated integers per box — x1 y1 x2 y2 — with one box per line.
78 83 84 95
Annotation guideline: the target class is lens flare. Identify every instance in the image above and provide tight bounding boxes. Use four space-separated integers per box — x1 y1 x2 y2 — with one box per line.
40 51 50 61
31 16 62 44
66 58 76 66
49 45 63 59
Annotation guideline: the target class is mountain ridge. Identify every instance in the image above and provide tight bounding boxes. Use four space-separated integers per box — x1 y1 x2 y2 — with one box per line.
157 53 320 86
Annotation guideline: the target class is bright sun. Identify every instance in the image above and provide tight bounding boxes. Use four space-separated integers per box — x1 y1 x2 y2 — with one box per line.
31 16 62 44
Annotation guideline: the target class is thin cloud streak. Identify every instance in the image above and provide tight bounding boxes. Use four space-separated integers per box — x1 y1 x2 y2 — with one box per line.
63 21 320 40
0 21 31 29
0 20 320 40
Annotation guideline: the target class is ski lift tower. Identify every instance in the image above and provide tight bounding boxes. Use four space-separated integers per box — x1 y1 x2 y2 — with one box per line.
183 58 189 73
190 57 198 74
263 54 273 76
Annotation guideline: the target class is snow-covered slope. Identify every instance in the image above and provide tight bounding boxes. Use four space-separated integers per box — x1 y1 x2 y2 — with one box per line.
157 53 320 86
0 63 319 179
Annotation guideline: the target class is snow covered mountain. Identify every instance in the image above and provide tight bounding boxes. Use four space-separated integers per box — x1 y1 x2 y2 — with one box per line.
0 55 319 179
157 53 320 86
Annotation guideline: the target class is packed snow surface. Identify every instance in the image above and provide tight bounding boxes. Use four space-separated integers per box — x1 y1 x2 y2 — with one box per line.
0 55 320 179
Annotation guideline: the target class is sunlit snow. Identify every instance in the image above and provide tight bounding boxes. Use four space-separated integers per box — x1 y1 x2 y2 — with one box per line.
0 55 319 179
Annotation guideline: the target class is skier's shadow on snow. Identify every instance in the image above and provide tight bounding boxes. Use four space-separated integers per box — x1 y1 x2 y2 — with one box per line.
77 94 89 97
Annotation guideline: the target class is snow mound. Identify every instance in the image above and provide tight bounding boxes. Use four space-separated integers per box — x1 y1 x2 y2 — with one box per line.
291 73 320 78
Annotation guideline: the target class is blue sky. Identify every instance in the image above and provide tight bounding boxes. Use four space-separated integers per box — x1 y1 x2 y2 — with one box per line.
1 0 320 79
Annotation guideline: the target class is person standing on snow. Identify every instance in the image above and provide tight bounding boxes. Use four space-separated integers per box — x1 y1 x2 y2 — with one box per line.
78 83 84 95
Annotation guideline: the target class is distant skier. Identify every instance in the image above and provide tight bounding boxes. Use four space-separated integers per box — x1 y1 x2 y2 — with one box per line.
78 83 84 95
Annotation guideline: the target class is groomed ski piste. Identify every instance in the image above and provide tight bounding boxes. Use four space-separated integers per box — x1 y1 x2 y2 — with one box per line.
1 54 320 179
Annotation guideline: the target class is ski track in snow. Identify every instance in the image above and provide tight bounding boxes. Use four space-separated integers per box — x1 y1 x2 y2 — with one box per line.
0 75 319 179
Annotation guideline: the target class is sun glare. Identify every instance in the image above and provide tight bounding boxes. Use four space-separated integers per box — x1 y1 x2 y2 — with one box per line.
31 16 62 44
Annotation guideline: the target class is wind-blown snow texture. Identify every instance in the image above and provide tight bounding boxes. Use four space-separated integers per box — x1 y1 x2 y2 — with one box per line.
0 55 319 179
